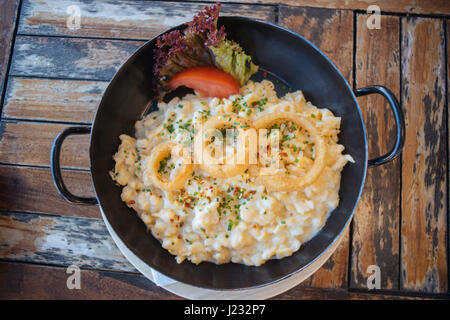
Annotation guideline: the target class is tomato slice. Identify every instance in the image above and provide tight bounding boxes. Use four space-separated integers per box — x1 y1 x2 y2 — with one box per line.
167 66 240 99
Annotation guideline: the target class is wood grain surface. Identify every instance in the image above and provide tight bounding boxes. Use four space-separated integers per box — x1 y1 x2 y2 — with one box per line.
0 261 422 300
10 36 144 81
0 165 99 218
3 77 107 123
0 0 448 300
400 17 447 293
213 0 450 15
0 0 20 103
0 211 136 272
351 14 401 290
448 21 450 295
278 6 353 289
19 0 276 39
279 6 353 82
0 261 176 300
0 121 90 169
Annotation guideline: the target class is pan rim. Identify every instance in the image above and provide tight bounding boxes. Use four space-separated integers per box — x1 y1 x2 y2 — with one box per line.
89 16 368 290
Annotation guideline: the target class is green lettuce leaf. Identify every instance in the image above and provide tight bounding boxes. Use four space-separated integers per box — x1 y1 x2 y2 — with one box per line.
210 39 259 86
153 2 258 99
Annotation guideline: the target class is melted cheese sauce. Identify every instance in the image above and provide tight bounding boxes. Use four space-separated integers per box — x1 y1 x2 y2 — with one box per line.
111 80 353 266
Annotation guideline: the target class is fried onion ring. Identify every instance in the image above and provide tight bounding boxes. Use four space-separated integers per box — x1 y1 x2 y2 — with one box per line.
253 112 326 191
195 114 254 178
146 142 193 191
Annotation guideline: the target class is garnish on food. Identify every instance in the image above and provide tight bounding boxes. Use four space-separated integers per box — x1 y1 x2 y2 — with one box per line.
168 66 239 99
153 2 258 99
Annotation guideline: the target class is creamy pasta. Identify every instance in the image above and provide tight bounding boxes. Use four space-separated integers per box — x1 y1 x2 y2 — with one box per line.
110 80 353 266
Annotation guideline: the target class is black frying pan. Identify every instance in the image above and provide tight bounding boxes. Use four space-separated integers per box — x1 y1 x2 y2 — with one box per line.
51 17 405 290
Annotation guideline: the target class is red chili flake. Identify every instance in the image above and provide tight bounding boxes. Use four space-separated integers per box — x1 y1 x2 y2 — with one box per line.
127 200 136 205
170 219 174 223
177 235 182 239
263 71 267 78
280 152 288 157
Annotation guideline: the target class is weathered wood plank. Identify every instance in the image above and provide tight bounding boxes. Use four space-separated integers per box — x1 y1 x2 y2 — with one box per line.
0 165 99 219
0 121 90 169
401 17 447 293
0 211 135 272
0 262 425 300
0 0 19 102
351 14 401 290
0 262 178 300
3 77 107 123
10 36 144 81
279 6 353 82
279 6 353 288
19 0 276 39
0 211 410 299
217 0 450 16
303 231 350 288
447 20 450 296
276 285 422 300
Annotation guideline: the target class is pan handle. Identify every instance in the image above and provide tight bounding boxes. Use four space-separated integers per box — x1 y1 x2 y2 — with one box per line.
50 126 98 205
354 85 405 167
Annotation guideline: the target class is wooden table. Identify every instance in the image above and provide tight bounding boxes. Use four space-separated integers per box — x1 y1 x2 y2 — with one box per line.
0 0 448 300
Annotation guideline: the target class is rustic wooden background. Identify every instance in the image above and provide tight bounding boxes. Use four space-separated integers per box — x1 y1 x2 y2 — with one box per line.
0 0 448 299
